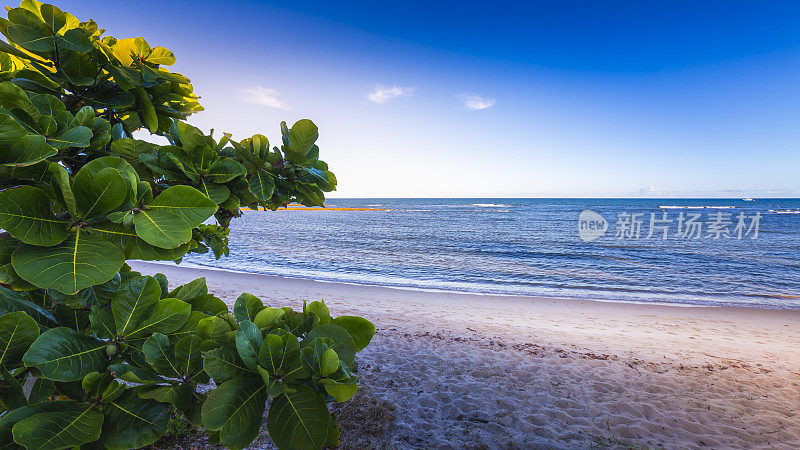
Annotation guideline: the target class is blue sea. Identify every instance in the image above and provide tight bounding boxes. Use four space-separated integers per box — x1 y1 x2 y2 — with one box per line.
182 199 800 309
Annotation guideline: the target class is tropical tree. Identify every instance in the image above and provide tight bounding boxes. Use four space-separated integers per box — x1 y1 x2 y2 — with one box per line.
0 1 374 449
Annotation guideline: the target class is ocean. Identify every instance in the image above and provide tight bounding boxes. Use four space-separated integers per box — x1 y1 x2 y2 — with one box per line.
181 198 800 309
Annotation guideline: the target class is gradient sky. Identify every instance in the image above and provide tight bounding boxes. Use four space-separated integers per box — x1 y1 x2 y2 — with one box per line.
57 0 800 197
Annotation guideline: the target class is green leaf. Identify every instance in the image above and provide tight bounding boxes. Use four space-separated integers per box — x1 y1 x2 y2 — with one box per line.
142 332 180 377
0 366 27 410
207 159 246 183
300 337 339 377
39 4 66 34
174 121 207 152
201 376 267 450
285 119 318 164
108 137 157 175
133 87 158 133
28 378 55 403
108 363 162 384
188 145 216 173
331 316 376 352
233 293 264 323
0 311 39 368
7 7 44 29
202 346 249 384
7 24 54 52
102 390 168 450
280 121 290 147
11 228 124 294
0 185 69 246
301 166 335 191
12 68 61 93
249 170 275 203
196 315 232 343
253 307 286 330
76 156 140 208
0 135 57 167
258 332 304 380
266 385 331 450
73 166 127 219
325 417 341 448
186 294 227 316
0 240 20 287
174 334 203 377
111 275 160 337
54 28 92 52
0 113 28 145
60 51 98 86
320 379 357 403
296 184 325 207
53 303 90 332
305 300 331 325
167 310 207 342
136 384 180 404
305 324 356 365
0 400 73 446
70 106 95 128
167 277 207 300
133 185 218 249
146 47 176 65
83 84 135 110
81 371 110 398
30 92 67 119
0 286 58 328
0 82 40 121
91 222 189 261
136 180 153 205
22 327 107 382
255 366 288 399
48 163 77 218
113 37 151 66
12 403 103 450
197 178 229 203
235 320 263 371
67 303 106 339
125 297 190 340
46 126 92 150
106 63 143 90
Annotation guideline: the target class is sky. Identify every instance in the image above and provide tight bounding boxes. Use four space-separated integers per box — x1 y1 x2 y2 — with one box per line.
56 0 800 197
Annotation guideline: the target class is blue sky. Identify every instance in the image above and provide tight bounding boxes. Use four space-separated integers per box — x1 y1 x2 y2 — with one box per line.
59 1 800 197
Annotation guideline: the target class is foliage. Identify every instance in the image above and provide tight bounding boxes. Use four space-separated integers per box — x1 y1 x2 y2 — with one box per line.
0 1 372 449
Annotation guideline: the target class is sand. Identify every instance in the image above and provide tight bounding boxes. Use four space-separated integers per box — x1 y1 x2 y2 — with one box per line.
131 261 800 449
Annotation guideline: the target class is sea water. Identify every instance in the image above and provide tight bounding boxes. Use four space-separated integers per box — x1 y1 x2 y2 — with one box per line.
181 198 800 309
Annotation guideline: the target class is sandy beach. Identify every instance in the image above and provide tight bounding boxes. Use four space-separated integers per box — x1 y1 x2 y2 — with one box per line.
131 261 800 449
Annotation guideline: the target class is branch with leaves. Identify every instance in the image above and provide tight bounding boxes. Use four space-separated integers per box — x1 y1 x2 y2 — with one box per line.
0 1 370 449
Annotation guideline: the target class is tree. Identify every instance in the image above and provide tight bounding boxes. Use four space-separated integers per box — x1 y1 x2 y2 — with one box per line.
0 1 373 448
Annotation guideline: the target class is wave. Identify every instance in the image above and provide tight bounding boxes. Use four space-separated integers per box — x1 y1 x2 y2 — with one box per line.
143 259 798 309
659 205 735 209
472 203 513 207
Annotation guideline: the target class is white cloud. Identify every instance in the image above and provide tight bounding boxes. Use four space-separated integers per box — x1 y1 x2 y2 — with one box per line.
241 86 289 109
367 85 414 104
462 94 496 111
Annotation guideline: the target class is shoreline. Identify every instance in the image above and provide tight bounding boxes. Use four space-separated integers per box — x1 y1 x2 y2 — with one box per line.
131 261 800 449
146 260 798 311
